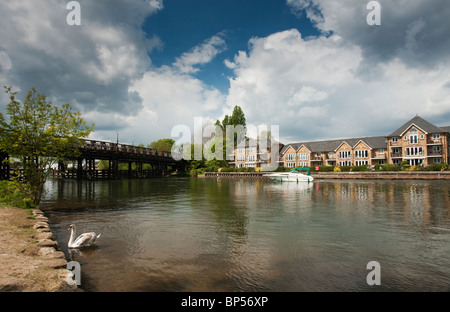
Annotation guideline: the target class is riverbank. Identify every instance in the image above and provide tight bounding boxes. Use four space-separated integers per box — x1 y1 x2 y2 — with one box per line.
0 205 78 291
204 171 450 180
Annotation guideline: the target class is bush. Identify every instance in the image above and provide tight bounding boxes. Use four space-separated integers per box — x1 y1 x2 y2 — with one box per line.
220 167 237 172
427 163 448 171
351 165 370 172
339 166 353 172
189 168 205 176
378 164 401 171
0 180 35 209
317 166 335 172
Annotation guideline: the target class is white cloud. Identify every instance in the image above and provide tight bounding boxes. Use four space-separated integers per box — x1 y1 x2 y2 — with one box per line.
173 33 227 74
0 0 163 116
225 28 450 143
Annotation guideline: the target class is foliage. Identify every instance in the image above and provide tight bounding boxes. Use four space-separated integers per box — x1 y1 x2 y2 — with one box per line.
148 138 175 152
0 180 34 209
0 87 94 205
215 105 247 131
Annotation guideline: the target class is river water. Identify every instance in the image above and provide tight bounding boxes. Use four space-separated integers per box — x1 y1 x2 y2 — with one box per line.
41 178 450 292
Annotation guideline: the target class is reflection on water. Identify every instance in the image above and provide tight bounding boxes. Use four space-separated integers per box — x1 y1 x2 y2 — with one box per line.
42 178 450 292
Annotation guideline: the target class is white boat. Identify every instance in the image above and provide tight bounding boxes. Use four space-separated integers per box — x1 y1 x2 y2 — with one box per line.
263 167 314 183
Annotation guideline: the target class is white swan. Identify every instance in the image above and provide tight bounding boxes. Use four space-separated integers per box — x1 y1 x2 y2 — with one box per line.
68 224 101 248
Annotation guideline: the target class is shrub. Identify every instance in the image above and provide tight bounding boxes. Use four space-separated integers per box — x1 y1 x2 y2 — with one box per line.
378 164 401 171
220 167 237 172
422 163 448 171
0 180 35 209
351 165 370 172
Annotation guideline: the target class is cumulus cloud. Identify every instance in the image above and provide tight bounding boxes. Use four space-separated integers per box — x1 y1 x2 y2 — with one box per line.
287 0 450 70
173 33 227 74
0 0 162 117
225 27 450 143
0 1 229 144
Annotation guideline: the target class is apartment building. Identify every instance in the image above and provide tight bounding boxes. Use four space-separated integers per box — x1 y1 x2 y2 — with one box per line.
279 136 387 168
228 115 450 169
386 115 450 166
229 139 283 169
278 115 449 168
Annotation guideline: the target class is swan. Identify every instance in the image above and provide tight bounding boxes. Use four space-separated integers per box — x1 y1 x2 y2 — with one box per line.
68 224 101 248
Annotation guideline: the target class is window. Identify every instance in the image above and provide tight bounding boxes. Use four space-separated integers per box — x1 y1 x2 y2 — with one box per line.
355 150 369 158
392 137 398 143
378 149 384 154
286 153 295 161
409 128 418 144
298 153 309 160
287 162 296 168
298 162 309 167
432 146 442 154
338 150 351 159
432 134 440 139
405 147 423 156
355 160 369 166
433 158 442 164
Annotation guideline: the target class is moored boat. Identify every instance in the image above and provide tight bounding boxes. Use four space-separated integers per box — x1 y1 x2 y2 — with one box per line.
263 167 314 183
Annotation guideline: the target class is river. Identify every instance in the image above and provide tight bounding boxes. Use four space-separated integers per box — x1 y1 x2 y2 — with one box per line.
41 177 450 292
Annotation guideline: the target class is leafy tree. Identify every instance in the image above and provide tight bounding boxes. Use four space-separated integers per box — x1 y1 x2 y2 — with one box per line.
0 87 94 206
148 138 175 152
229 105 246 128
215 105 246 131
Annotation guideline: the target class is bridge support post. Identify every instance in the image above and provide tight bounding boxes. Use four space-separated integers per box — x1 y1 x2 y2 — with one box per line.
77 158 83 179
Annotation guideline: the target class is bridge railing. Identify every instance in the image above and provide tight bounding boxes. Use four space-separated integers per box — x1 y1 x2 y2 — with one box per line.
79 139 172 158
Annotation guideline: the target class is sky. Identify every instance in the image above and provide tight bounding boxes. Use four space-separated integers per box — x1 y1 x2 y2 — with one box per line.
1 0 450 146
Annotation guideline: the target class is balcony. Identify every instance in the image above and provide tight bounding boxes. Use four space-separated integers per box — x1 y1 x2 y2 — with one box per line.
390 152 403 158
427 138 442 146
427 151 442 157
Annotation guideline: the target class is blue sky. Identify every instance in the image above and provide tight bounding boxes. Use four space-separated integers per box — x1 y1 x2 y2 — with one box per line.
144 0 319 92
1 0 449 145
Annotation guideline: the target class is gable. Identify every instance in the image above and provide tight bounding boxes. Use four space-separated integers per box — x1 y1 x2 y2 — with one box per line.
353 140 372 150
334 141 352 152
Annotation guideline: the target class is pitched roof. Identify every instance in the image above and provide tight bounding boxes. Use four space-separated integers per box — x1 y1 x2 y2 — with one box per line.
280 135 387 155
279 116 447 156
387 115 447 137
440 126 450 133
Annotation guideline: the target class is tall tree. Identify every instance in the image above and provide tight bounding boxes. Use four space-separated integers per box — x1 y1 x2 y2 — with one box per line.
0 87 94 205
148 138 175 152
229 105 246 128
214 105 247 155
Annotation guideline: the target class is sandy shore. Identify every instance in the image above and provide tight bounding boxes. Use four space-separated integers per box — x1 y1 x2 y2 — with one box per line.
0 205 78 292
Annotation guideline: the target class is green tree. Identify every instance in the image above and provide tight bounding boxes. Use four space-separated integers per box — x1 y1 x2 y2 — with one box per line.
215 105 246 131
148 138 175 152
229 105 246 128
0 87 94 206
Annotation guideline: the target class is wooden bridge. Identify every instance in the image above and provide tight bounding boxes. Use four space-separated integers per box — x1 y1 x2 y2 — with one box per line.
0 139 186 180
